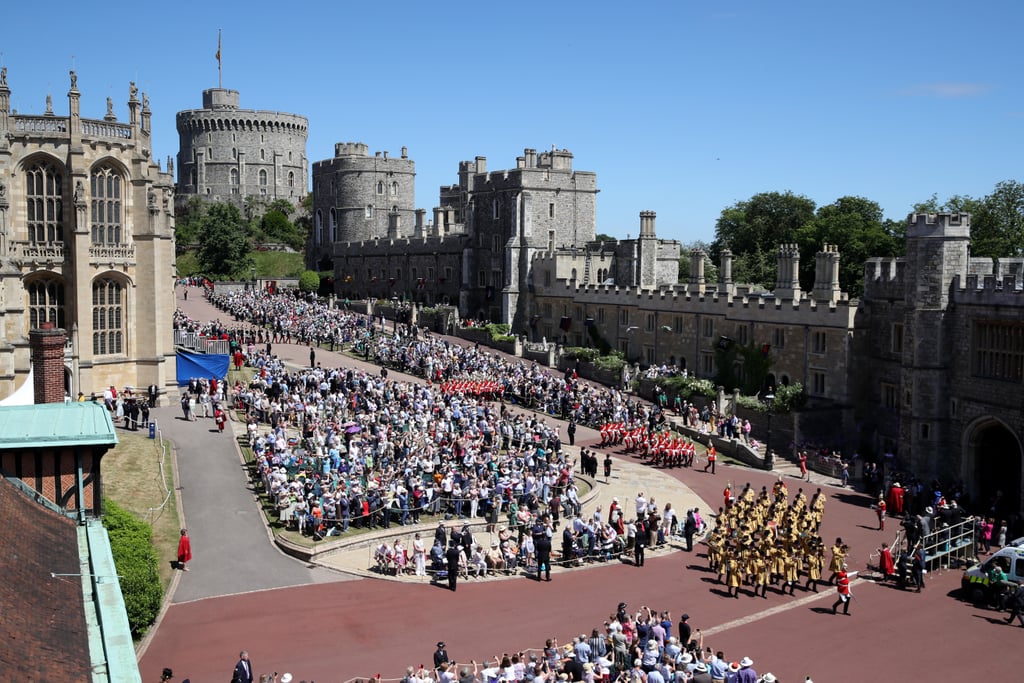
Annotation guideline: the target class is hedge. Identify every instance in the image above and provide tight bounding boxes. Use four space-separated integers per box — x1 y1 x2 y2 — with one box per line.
652 374 717 399
102 498 163 638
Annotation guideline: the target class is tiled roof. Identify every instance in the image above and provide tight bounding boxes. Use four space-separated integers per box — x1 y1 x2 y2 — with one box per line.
0 476 92 680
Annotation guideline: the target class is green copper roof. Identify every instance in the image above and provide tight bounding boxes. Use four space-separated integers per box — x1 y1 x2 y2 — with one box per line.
0 402 117 449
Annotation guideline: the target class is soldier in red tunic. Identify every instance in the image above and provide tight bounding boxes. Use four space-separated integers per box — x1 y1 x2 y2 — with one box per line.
832 565 856 615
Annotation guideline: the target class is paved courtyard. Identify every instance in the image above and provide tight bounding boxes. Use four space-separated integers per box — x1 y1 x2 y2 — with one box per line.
138 287 1021 682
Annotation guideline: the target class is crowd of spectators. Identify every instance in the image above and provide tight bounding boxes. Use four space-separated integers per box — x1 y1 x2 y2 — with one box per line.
193 290 687 576
179 288 809 683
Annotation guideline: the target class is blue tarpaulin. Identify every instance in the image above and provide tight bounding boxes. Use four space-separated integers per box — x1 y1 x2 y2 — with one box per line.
176 350 231 386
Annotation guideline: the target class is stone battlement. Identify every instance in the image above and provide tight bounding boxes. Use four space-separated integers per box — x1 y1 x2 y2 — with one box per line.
952 272 1024 306
332 233 465 255
906 211 971 238
549 280 854 324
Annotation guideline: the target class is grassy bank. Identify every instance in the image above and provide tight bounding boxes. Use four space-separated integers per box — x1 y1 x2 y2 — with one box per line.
101 431 180 591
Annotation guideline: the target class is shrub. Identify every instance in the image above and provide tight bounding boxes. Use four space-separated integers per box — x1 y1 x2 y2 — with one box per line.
563 347 600 363
298 270 320 293
485 323 514 343
733 383 806 414
102 499 163 638
593 351 627 373
654 374 717 399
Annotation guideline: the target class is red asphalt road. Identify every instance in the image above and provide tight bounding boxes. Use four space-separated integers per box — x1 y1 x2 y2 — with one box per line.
144 289 1021 682
140 443 1022 683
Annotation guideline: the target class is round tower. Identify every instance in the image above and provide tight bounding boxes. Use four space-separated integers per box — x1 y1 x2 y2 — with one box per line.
175 88 308 210
310 142 416 244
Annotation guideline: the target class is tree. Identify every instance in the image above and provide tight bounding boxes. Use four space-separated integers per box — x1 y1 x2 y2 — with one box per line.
677 240 719 284
298 270 320 293
173 196 208 248
796 196 903 297
710 191 817 289
972 181 1024 258
260 209 303 250
197 202 252 278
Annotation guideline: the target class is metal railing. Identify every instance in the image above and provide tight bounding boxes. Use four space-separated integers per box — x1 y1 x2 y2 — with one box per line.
144 421 174 525
173 329 231 355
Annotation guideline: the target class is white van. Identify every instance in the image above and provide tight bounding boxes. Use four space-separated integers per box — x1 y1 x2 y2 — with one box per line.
961 538 1024 604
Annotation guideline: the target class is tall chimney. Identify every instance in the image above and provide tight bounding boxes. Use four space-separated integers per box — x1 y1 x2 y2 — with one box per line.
31 323 67 404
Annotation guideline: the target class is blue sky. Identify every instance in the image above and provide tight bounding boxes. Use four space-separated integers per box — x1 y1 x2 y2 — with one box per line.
2 1 1021 243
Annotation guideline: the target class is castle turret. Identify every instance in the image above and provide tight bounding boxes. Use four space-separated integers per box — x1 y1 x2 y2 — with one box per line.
899 212 971 480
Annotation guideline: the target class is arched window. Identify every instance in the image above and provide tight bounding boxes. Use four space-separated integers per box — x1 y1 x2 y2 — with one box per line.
27 277 65 329
25 161 64 243
314 210 323 246
329 208 337 242
288 171 295 188
90 165 122 245
230 168 239 185
391 181 398 196
377 181 384 195
92 277 124 355
258 169 268 186
260 149 265 161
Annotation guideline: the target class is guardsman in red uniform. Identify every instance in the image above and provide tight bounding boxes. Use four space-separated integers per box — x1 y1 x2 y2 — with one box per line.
704 445 717 474
832 565 856 615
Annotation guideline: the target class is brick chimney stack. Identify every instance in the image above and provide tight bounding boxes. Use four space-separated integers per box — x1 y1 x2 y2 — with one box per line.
30 322 67 404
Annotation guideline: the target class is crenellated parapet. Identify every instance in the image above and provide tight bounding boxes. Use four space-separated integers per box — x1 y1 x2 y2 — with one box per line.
906 211 971 238
863 257 906 299
952 269 1024 306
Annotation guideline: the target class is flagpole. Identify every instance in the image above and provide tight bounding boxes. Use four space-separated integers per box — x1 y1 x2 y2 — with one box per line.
216 29 222 89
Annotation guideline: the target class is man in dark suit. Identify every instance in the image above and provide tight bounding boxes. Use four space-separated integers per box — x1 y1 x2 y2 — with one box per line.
446 542 461 591
232 650 253 683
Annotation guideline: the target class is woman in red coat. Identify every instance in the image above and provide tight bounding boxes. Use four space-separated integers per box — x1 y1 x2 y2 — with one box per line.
177 528 192 571
214 405 226 433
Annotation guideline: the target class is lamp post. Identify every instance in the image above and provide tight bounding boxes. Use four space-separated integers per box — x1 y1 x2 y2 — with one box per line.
250 266 256 292
762 392 775 470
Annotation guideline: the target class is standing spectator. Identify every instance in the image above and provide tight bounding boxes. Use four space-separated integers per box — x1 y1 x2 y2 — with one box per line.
177 528 192 571
180 393 192 421
683 509 698 552
633 519 647 567
445 542 461 591
799 452 809 481
231 650 253 683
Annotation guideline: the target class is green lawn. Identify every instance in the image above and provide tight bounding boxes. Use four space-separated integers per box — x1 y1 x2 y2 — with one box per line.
175 249 305 279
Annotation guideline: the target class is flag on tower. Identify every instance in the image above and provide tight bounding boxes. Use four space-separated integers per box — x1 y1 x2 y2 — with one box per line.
215 30 221 64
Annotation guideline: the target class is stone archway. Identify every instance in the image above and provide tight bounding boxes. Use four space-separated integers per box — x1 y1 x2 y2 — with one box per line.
964 417 1023 521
